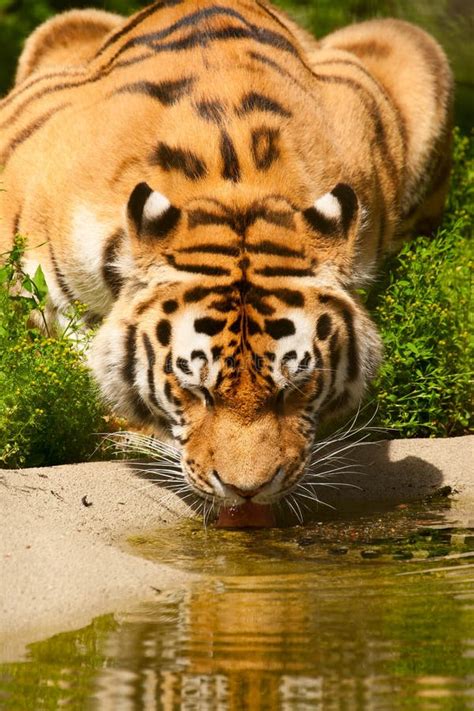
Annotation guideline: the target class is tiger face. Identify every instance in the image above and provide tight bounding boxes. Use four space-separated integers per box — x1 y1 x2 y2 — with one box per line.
90 180 382 505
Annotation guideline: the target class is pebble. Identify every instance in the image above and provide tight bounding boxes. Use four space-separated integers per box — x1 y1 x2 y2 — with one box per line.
361 549 381 559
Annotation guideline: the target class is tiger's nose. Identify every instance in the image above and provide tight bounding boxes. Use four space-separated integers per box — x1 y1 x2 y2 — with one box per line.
211 469 281 500
227 484 264 499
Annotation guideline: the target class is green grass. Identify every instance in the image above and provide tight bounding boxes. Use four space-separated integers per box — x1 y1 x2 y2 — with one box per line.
0 132 472 467
0 237 111 468
367 129 473 437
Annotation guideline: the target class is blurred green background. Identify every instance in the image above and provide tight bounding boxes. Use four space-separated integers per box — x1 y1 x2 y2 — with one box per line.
0 0 472 129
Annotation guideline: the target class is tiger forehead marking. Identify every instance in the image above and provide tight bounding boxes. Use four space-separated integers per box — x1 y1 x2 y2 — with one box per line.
0 0 453 505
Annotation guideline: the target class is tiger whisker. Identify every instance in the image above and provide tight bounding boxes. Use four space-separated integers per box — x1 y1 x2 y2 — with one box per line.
293 491 336 510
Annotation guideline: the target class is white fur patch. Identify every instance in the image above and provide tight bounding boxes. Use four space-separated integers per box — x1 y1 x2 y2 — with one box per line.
274 310 314 385
172 308 213 387
314 192 341 220
70 205 115 315
143 191 171 222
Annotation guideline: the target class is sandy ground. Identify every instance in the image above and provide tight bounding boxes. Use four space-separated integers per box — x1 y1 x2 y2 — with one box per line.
0 436 472 661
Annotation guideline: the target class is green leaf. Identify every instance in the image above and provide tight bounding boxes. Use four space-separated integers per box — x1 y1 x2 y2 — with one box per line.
0 265 11 285
32 265 48 302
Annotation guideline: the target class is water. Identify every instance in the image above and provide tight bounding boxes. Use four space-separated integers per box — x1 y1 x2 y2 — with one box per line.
1 496 473 709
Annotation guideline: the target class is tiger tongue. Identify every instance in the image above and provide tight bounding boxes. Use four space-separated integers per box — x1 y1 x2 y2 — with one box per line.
216 501 275 529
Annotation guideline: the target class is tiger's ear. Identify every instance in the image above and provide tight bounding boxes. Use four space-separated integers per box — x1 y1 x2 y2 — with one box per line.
302 183 359 241
127 182 181 241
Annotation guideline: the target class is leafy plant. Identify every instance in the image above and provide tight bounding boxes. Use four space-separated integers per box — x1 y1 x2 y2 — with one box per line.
367 130 473 437
0 236 112 468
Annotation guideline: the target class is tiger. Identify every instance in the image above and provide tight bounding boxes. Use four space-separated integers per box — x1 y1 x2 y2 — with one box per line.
0 1 453 510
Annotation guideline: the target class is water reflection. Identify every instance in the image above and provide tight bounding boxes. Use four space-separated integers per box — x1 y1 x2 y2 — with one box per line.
93 568 472 710
1 501 473 710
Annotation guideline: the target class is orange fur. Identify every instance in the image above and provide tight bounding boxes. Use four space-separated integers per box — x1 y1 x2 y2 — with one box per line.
0 2 453 502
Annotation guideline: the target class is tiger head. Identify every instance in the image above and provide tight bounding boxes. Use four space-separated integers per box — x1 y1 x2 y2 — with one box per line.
90 179 382 505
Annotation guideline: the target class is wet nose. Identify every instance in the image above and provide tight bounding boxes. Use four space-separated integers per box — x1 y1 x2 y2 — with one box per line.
227 484 263 499
212 469 280 500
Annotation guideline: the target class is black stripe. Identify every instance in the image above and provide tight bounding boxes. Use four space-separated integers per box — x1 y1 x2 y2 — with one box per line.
188 205 295 233
182 282 304 307
164 351 173 374
248 50 309 96
1 104 70 164
142 332 160 407
191 349 207 361
131 397 153 423
210 297 235 313
12 213 21 237
156 319 172 346
166 253 230 276
2 50 159 129
237 92 291 117
176 357 192 375
255 266 313 277
324 390 350 414
247 317 262 335
220 131 241 182
127 182 153 233
164 380 173 403
95 13 298 86
331 184 358 233
376 189 387 261
151 142 207 180
310 72 400 187
274 288 304 307
48 244 75 303
211 345 223 360
246 240 302 258
313 344 323 370
195 99 226 124
110 7 298 62
102 229 125 299
316 313 332 341
265 318 295 339
183 285 231 302
303 207 338 237
188 210 230 230
328 332 340 390
194 317 226 336
251 127 280 170
146 205 181 240
250 46 400 184
341 308 359 381
312 58 407 156
123 324 138 385
297 351 312 373
162 299 179 314
96 0 183 57
148 25 296 56
112 77 195 104
0 70 110 131
0 68 84 111
257 210 294 229
228 318 241 334
177 243 239 257
246 289 275 316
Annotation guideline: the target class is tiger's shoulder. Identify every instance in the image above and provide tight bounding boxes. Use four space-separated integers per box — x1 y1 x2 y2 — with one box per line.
0 2 452 274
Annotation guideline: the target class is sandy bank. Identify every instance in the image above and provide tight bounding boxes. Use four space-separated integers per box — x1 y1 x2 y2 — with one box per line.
1 436 472 660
